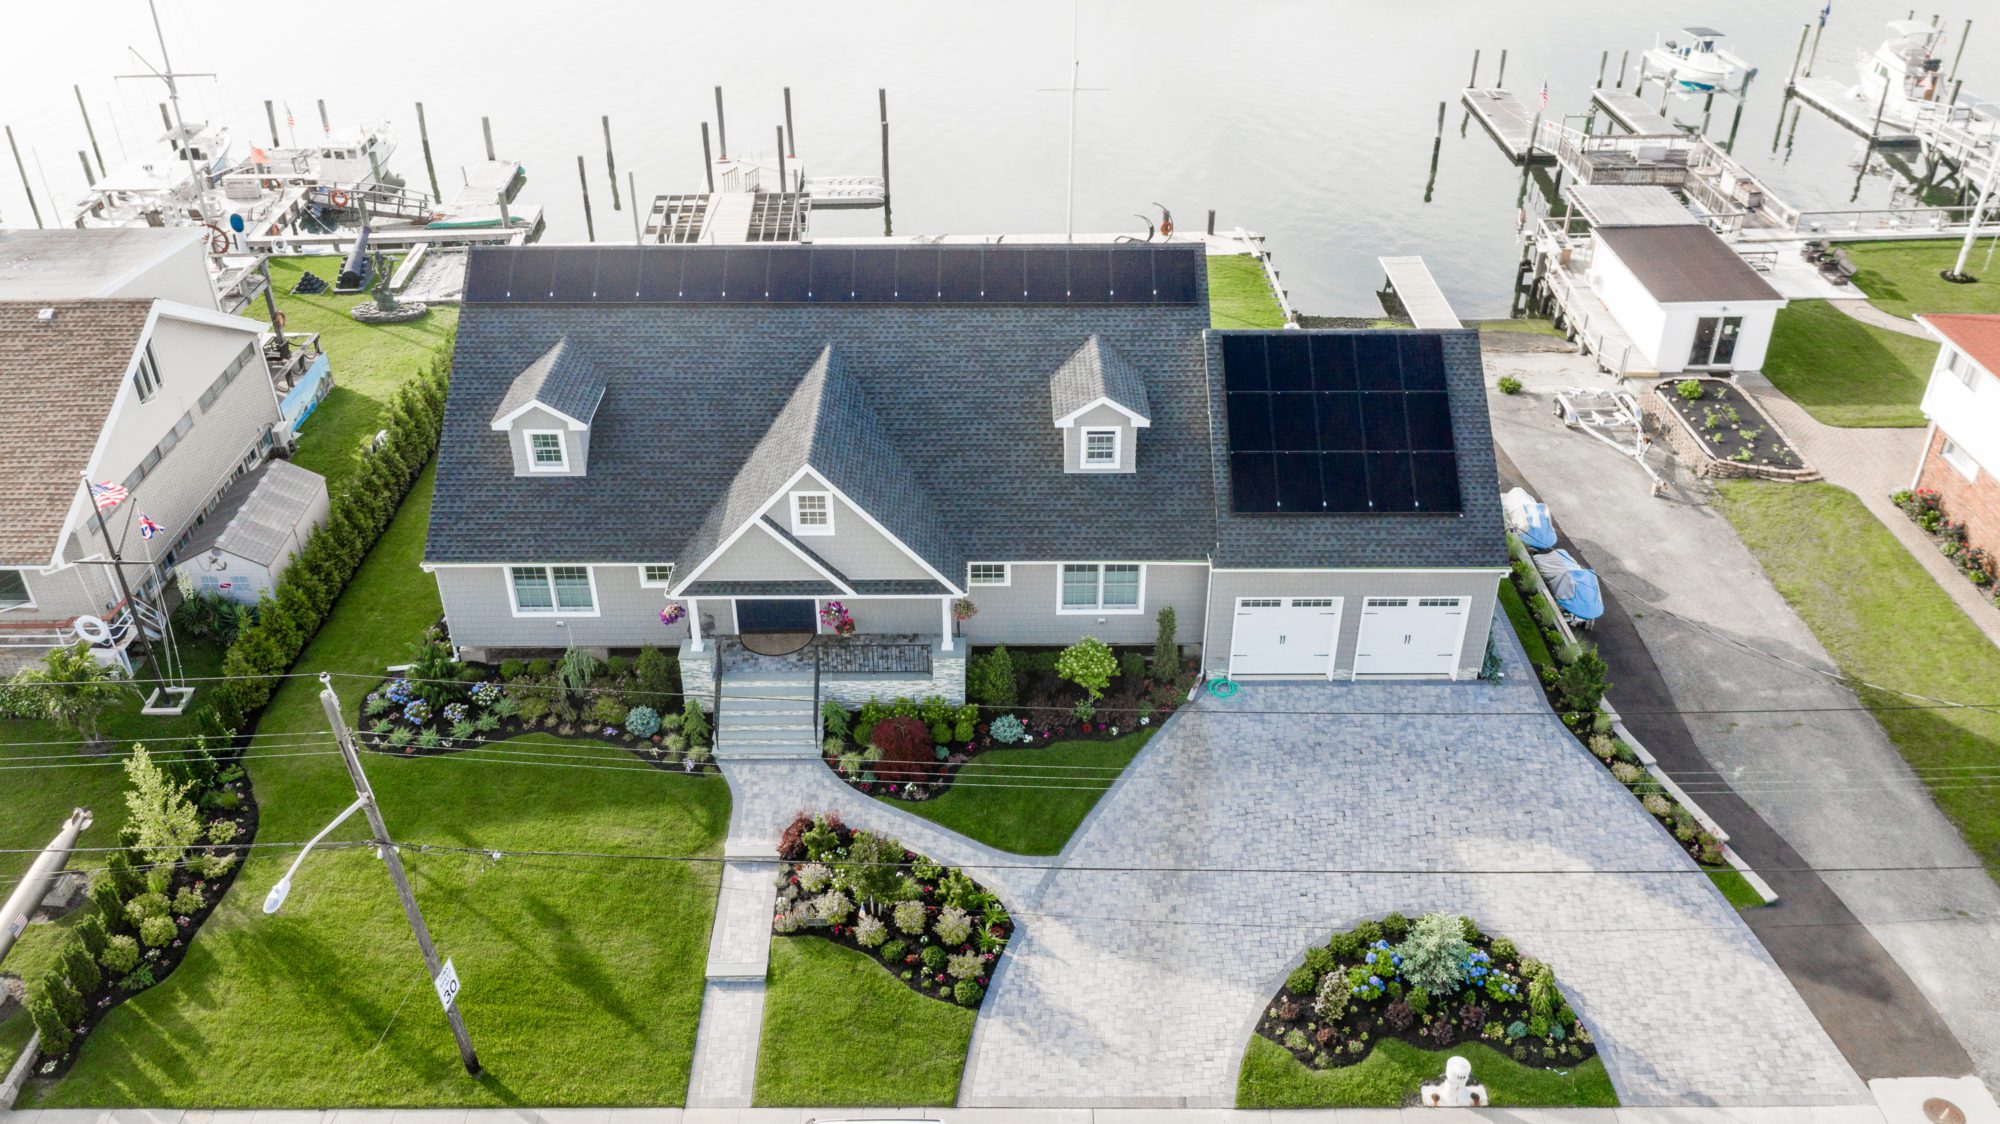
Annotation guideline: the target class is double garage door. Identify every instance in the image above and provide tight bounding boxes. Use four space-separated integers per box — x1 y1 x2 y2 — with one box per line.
1230 595 1468 678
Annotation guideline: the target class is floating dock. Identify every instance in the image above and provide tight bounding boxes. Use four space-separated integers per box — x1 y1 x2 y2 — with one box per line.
1589 88 1680 137
1461 88 1557 164
1787 77 1918 142
1377 256 1461 330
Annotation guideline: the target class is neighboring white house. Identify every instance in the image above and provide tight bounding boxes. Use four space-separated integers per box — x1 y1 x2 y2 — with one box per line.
1566 186 1788 375
175 459 331 605
0 227 217 309
1912 313 2000 562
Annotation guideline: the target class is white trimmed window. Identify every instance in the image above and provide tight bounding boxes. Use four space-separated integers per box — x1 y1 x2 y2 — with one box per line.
790 491 834 536
509 565 597 615
133 344 162 403
526 431 568 472
1059 563 1143 612
640 564 677 588
0 569 31 610
1946 348 1980 390
1081 427 1120 469
968 563 1010 586
1940 436 1981 480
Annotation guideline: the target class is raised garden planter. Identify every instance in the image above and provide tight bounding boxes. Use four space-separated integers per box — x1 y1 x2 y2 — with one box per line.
1253 912 1594 1082
1645 378 1818 481
771 811 1012 1009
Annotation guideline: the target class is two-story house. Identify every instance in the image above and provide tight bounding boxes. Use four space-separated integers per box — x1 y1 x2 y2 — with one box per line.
1913 313 2000 561
424 243 1507 706
0 231 327 672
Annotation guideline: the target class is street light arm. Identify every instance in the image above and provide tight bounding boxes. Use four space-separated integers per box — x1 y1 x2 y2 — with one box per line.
263 796 367 914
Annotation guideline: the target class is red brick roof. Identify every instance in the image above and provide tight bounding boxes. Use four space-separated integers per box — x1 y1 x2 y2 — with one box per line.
1920 313 2000 376
0 300 153 566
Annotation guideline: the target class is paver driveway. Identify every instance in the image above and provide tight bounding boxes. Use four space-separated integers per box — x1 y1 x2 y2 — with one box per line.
956 639 1866 1108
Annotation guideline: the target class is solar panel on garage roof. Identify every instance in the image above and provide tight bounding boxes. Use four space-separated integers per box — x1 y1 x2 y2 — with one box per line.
1221 332 1462 515
460 244 1204 305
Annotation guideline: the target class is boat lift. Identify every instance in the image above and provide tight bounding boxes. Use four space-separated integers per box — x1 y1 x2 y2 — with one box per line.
1552 388 1666 495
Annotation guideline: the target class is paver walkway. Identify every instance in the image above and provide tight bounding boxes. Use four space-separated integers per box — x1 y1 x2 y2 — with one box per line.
956 638 1862 1109
1737 371 2000 649
1829 299 1931 338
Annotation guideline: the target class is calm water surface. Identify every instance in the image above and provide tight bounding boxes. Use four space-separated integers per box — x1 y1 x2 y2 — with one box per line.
2 0 1995 316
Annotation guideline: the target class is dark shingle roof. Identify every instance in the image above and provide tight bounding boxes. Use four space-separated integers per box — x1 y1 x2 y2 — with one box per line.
179 459 327 566
490 335 604 427
1203 329 1507 569
1593 225 1784 303
0 300 154 566
1050 335 1150 424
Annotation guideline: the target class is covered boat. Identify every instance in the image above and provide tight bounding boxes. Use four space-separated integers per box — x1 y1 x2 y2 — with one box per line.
1533 549 1604 623
1501 487 1558 552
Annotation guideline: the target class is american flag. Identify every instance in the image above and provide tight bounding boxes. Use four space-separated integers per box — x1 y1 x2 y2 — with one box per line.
1538 80 1550 111
139 515 162 540
88 480 127 511
285 102 296 129
1819 2 1832 28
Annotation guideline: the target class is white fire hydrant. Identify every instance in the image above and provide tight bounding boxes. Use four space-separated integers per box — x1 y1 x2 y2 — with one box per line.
1421 1055 1488 1107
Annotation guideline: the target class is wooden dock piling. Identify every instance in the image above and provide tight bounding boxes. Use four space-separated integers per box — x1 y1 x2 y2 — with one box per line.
482 117 495 161
75 86 104 177
1806 18 1826 77
317 99 329 135
700 123 715 192
1949 19 1972 82
714 86 728 160
1206 208 1215 235
1469 49 1481 87
776 127 787 196
1597 51 1608 87
603 116 621 210
577 154 595 241
77 150 94 187
1497 49 1508 89
7 125 42 228
1617 50 1629 88
416 102 441 199
158 103 171 130
1789 24 1810 86
783 86 796 157
629 172 641 245
878 87 892 236
264 99 280 147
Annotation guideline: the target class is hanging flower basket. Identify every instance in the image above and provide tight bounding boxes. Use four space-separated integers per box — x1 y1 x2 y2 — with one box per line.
820 599 857 636
660 601 687 627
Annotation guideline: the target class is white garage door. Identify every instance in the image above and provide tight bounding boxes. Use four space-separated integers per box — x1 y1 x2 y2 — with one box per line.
1352 596 1468 677
1229 597 1342 677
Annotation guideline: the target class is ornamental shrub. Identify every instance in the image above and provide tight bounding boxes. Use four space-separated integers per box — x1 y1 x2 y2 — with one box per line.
1497 375 1523 394
28 992 73 1058
200 852 236 880
1150 606 1178 683
499 659 525 680
797 862 833 893
811 890 854 926
1118 650 1147 684
1383 998 1415 1030
681 698 710 748
139 914 176 949
989 714 1028 744
125 891 170 925
172 886 203 916
954 980 985 1006
1380 911 1411 940
625 705 661 738
934 904 974 946
635 646 676 694
894 899 928 934
1303 945 1336 976
589 694 627 727
1553 643 1610 714
1056 637 1117 701
1313 972 1350 1020
946 951 983 980
843 830 908 908
99 934 139 974
60 937 102 994
967 646 1018 709
1528 962 1559 1019
1490 936 1518 964
1397 912 1474 995
921 945 948 972
90 877 128 933
880 939 907 965
1286 966 1318 996
854 912 889 948
822 700 852 740
870 716 936 782
73 911 108 957
1675 379 1705 401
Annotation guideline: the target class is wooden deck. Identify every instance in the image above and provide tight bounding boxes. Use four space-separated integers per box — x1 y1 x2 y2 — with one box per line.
1461 88 1557 165
1590 88 1679 137
1377 256 1461 329
1787 77 1918 143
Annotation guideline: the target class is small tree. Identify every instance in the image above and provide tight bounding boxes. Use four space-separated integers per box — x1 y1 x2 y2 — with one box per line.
557 644 600 701
870 716 936 782
681 697 711 748
843 830 907 909
11 642 133 751
1149 607 1178 683
1397 912 1474 995
123 743 203 869
967 646 1017 710
1055 637 1117 701
1552 643 1610 716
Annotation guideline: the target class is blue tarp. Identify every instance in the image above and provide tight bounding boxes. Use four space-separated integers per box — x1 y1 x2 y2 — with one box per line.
279 353 332 432
1502 487 1558 551
1534 549 1604 621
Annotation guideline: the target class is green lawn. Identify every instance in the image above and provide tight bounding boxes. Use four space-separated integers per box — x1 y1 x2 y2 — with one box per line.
890 730 1152 855
264 257 458 490
23 465 733 1107
1761 300 1935 428
1715 481 2000 876
1477 317 1566 337
1704 864 1767 910
756 937 975 1106
1209 254 1287 329
1238 1035 1617 1108
1845 239 2000 320
1498 580 1554 671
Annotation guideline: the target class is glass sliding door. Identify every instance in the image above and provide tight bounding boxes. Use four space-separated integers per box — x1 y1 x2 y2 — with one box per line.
1688 315 1745 368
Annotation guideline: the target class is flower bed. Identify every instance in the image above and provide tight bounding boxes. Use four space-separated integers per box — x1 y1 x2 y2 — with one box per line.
1254 912 1594 1079
1504 538 1725 867
1892 487 2000 606
353 629 716 773
772 811 1012 1009
1646 379 1816 481
23 745 257 1078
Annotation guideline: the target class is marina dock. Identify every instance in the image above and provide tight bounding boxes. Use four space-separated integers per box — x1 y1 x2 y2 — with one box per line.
1461 88 1557 165
1786 76 1918 143
1377 256 1461 329
1589 88 1680 137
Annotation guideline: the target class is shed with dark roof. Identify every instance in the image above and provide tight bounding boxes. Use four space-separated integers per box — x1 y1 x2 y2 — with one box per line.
1584 224 1787 374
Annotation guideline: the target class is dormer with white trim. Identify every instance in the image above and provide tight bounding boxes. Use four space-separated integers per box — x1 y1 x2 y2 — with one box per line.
489 336 605 477
1051 335 1150 474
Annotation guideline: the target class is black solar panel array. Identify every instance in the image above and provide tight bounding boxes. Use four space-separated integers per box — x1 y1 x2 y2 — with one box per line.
1220 333 1463 515
462 244 1202 305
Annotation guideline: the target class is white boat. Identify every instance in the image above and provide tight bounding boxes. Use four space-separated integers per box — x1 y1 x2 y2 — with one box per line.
1851 20 1977 131
1642 27 1754 94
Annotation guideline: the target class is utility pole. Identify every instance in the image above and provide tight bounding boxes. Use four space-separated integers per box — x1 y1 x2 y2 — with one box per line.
317 674 483 1076
0 809 92 967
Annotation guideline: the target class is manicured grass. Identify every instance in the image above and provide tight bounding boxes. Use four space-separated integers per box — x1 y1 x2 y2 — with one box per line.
1238 1035 1617 1108
1761 300 1935 428
890 730 1152 855
1845 239 2000 320
1478 317 1566 337
1209 254 1287 329
1498 580 1554 671
23 466 733 1107
265 257 458 490
756 937 975 1107
1704 864 1767 910
1715 481 2000 876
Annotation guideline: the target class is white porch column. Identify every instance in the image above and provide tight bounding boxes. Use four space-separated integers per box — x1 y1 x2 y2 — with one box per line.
687 597 704 652
939 595 954 652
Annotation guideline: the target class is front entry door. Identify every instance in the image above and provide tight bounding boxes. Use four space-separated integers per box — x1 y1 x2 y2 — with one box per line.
735 599 817 633
1688 315 1744 368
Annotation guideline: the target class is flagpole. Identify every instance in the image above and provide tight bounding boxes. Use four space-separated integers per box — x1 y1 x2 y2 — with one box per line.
77 474 142 648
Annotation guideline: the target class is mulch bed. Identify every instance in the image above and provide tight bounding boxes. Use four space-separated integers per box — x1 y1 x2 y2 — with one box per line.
771 811 1012 1009
1657 380 1806 472
1254 916 1596 1075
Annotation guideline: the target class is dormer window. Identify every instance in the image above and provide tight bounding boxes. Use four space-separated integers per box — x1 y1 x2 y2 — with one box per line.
791 491 834 535
527 431 568 471
1081 428 1120 469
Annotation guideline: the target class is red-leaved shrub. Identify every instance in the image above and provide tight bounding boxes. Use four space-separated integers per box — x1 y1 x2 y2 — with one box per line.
871 716 936 782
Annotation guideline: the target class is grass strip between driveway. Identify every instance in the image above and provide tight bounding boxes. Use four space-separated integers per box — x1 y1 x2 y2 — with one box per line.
756 937 975 1106
1715 481 2000 877
1760 300 1933 428
887 730 1153 855
1238 1035 1617 1107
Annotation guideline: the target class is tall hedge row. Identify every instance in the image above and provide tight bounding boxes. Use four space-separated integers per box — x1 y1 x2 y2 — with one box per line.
208 348 452 730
